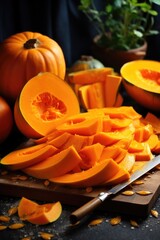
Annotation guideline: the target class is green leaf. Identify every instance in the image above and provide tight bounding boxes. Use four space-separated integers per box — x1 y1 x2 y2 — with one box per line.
151 0 160 5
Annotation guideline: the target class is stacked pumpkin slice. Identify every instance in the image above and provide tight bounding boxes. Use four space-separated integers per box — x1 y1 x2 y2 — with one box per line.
1 106 160 188
67 68 123 109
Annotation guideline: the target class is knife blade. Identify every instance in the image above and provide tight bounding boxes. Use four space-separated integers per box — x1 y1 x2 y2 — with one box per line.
70 155 160 224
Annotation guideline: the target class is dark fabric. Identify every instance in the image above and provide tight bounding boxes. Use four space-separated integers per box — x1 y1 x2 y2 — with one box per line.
0 0 160 67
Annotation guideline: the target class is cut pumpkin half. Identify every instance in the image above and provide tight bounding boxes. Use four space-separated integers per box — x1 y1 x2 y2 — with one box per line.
14 72 80 138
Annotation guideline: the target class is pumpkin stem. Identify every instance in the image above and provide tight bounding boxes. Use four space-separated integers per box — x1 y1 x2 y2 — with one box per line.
24 39 40 49
80 55 93 61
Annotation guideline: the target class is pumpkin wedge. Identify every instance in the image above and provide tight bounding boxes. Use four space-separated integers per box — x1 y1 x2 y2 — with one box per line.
88 106 142 119
87 82 105 108
14 72 80 138
102 167 130 186
78 143 104 169
18 197 62 225
0 144 57 170
104 75 122 107
25 202 62 225
23 146 82 179
49 159 122 187
118 153 135 172
18 197 38 219
57 117 102 136
68 68 113 84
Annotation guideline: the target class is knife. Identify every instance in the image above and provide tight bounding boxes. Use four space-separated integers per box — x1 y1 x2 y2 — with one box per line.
70 155 160 224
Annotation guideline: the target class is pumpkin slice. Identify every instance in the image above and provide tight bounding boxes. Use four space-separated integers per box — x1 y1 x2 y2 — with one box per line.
61 134 94 152
68 68 113 84
57 117 102 136
23 146 82 179
78 143 104 169
102 168 130 186
0 144 57 170
114 149 128 163
87 82 105 108
18 197 38 219
49 159 121 187
128 140 144 153
104 75 122 107
26 202 62 225
78 85 90 109
134 124 153 142
14 72 80 138
134 143 153 161
144 134 159 151
118 153 135 172
47 132 72 148
99 146 123 161
111 118 132 130
88 106 142 119
93 129 133 147
144 112 160 134
18 197 62 225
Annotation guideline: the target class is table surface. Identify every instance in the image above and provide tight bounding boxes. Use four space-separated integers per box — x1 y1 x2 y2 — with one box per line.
0 195 160 240
0 96 160 240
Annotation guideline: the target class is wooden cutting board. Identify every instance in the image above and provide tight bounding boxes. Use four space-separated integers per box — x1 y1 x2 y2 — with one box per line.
0 167 159 217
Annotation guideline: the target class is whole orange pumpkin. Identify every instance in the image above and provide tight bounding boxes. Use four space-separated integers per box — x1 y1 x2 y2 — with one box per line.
0 96 13 143
0 32 66 103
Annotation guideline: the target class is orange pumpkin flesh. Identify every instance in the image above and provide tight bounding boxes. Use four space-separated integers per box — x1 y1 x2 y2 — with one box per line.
0 144 57 170
14 72 80 138
18 197 62 225
50 158 122 187
0 96 13 143
23 146 82 179
0 31 66 102
121 60 160 111
2 106 160 188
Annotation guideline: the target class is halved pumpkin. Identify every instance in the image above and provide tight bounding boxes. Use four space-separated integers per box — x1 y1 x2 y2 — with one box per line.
121 60 160 111
14 72 80 138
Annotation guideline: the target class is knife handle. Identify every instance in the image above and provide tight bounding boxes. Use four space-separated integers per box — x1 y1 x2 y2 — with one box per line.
70 196 101 224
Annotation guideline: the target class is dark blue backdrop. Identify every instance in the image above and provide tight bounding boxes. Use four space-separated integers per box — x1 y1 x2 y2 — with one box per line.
0 0 160 67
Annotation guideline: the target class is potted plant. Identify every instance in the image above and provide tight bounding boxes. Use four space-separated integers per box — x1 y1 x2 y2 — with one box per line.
79 0 160 71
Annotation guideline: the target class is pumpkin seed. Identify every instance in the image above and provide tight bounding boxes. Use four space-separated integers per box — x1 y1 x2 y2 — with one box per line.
11 176 20 181
109 216 121 226
136 190 152 195
0 215 10 222
151 209 159 218
130 220 139 227
21 237 32 240
9 223 25 229
132 180 144 185
121 190 135 196
39 232 54 240
86 186 93 193
44 180 50 186
18 175 28 181
8 206 18 216
88 218 104 226
0 225 7 230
